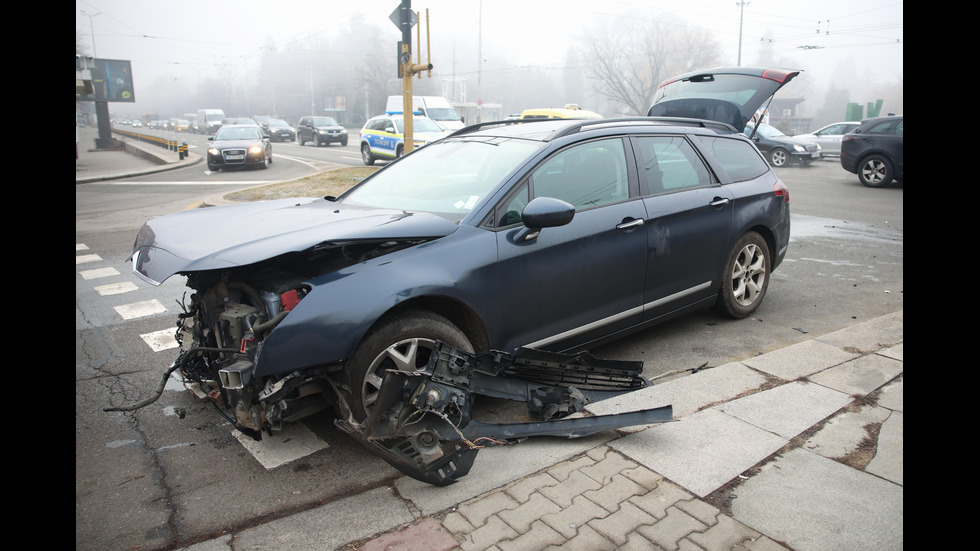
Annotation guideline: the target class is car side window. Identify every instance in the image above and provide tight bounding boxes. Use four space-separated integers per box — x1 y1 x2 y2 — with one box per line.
865 120 894 134
696 136 769 182
529 138 629 210
894 120 903 136
633 136 713 193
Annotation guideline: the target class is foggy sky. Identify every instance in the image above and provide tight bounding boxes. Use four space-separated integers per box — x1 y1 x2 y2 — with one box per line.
76 0 903 118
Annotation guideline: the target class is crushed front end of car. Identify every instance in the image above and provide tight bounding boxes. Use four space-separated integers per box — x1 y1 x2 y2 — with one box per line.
112 213 674 485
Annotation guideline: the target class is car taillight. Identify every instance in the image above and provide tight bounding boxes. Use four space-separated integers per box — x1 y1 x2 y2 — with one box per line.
774 180 789 204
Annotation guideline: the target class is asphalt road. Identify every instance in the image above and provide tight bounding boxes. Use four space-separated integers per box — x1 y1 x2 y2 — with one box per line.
75 158 902 550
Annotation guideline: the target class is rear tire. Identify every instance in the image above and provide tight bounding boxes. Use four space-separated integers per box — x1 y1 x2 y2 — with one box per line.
858 155 894 187
712 232 770 319
347 310 473 421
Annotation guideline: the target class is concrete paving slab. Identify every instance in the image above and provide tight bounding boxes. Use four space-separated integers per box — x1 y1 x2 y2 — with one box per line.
397 433 611 515
740 339 860 380
801 403 890 460
357 517 459 551
730 448 903 551
586 362 770 422
231 486 414 550
808 354 903 396
875 375 903 412
866 411 903 485
877 342 903 361
609 408 787 497
715 381 853 440
815 311 903 353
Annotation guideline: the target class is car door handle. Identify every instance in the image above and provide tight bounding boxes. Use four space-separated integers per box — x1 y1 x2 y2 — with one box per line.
709 197 730 208
616 218 645 231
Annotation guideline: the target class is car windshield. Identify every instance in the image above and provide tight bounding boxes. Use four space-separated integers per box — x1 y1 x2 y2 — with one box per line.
341 137 542 221
215 126 262 140
311 117 338 126
745 123 785 138
425 108 459 121
268 119 289 127
394 117 444 133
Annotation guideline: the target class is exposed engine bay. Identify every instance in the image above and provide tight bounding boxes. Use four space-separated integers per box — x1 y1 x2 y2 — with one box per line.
108 263 674 486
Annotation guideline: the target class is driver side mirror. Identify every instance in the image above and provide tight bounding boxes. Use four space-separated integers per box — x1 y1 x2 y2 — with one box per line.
514 196 575 243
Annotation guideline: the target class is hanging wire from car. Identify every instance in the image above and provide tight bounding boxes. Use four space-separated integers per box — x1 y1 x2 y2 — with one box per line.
102 346 239 412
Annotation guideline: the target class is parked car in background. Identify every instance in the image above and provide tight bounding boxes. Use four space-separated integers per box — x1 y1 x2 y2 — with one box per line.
840 115 903 187
296 116 348 147
263 118 296 142
358 113 445 165
206 124 272 171
743 123 821 167
130 66 794 484
796 121 860 158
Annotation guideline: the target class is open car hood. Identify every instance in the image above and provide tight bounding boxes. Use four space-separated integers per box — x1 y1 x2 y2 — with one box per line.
647 67 800 130
132 197 458 285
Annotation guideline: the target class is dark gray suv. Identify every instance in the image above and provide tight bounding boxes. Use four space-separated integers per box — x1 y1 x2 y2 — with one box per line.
296 116 348 146
840 115 903 187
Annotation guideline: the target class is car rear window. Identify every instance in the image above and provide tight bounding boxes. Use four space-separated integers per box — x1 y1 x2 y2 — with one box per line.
696 136 770 182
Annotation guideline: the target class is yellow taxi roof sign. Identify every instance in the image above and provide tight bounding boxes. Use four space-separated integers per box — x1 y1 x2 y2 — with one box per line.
520 105 602 119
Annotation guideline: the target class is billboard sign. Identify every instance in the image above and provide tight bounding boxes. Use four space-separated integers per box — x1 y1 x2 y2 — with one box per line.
77 58 135 103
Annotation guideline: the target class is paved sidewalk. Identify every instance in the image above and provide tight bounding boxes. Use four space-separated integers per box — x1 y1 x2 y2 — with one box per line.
180 311 903 551
75 124 201 183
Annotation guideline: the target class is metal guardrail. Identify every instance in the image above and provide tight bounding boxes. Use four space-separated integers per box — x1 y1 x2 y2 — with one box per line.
111 128 190 160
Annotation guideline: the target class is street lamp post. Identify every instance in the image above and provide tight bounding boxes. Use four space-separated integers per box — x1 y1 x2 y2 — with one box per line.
736 1 750 66
80 9 112 148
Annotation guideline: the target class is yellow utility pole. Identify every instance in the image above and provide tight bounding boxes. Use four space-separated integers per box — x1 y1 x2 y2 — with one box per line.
394 1 432 155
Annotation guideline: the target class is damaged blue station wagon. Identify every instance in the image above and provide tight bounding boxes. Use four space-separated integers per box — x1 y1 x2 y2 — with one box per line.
120 67 796 485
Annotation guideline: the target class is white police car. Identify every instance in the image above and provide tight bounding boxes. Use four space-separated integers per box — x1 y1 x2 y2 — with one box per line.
359 113 448 165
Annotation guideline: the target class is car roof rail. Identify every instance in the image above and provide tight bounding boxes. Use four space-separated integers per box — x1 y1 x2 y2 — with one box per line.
444 116 738 141
443 118 550 139
549 117 738 140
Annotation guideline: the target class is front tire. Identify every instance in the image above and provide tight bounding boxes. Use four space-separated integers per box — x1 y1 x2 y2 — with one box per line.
361 143 375 165
712 232 770 319
347 310 473 421
769 148 788 167
858 155 894 187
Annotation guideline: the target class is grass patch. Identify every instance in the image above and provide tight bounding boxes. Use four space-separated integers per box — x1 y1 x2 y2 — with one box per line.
224 166 380 202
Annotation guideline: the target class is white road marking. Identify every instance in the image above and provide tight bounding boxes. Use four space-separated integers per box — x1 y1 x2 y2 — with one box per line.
232 424 329 469
95 281 139 296
140 328 179 351
77 254 103 264
114 299 167 319
80 267 120 279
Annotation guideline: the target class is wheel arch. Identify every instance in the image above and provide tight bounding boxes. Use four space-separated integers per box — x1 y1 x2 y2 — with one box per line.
372 295 490 353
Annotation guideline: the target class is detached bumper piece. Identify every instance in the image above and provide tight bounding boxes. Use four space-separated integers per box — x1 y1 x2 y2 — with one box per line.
335 343 673 486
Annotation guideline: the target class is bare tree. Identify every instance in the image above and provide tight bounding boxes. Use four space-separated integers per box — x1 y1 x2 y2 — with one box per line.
579 13 721 115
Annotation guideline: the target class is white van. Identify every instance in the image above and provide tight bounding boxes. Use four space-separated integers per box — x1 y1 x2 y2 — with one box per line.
196 109 226 135
385 96 464 131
